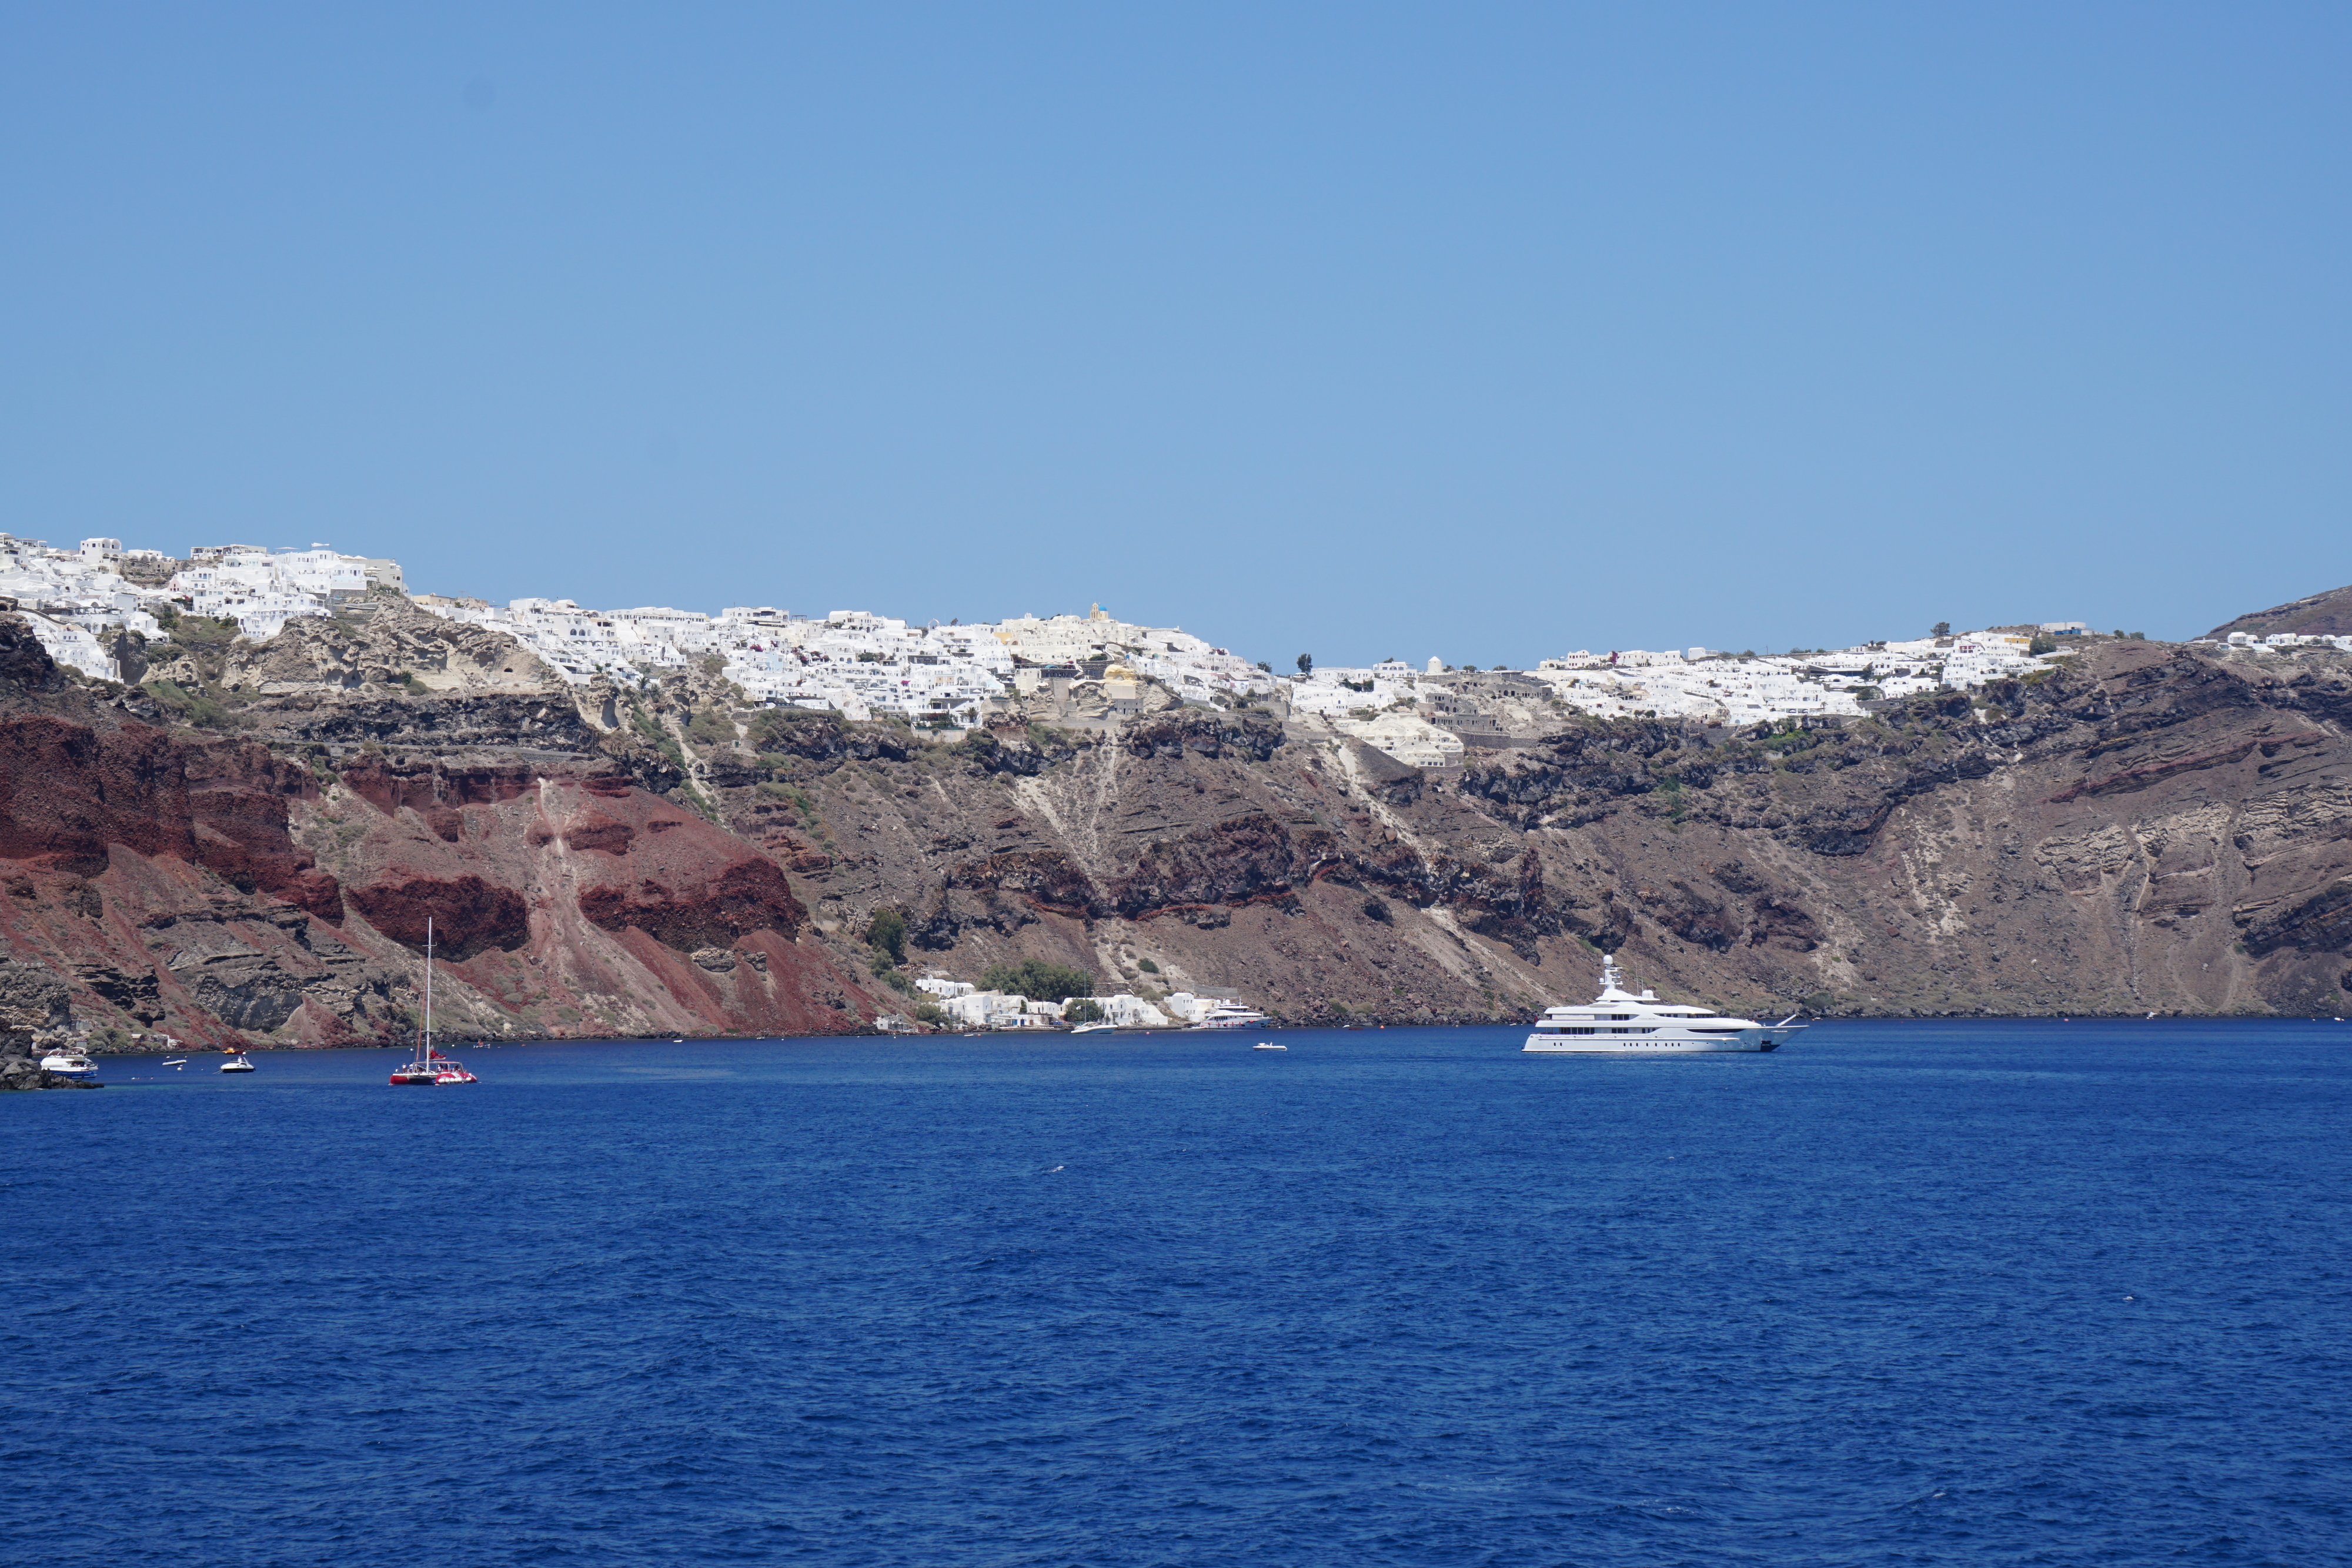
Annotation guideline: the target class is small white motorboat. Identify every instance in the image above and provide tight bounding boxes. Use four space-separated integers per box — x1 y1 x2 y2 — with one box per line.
1068 1020 1117 1035
39 1051 98 1080
1252 1041 1287 1051
219 1053 257 1074
162 1057 187 1069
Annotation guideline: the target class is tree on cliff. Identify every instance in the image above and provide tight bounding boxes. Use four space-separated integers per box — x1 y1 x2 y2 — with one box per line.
1932 621 1952 637
1296 653 1312 674
983 958 1096 1003
866 908 907 964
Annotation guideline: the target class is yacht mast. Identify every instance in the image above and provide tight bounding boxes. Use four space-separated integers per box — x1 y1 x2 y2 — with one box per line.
424 916 434 1058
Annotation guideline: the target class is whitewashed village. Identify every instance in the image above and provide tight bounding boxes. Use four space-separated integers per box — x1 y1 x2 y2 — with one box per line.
7 532 2347 1032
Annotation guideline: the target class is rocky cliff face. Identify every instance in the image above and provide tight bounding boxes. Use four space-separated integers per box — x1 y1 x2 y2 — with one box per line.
1 609 2347 1049
2206 581 2352 640
697 638 2352 1022
0 613 880 1051
0 959 89 1088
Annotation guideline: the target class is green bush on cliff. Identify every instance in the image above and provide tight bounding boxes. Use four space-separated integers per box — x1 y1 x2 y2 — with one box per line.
142 678 236 731
866 908 907 964
983 958 1096 1004
158 610 240 648
1652 774 1687 827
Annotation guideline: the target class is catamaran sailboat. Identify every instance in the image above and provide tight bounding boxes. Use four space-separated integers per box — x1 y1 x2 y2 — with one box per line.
390 917 478 1086
1523 955 1805 1054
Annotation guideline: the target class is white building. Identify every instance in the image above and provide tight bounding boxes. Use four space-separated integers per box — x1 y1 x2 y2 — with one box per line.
1334 711 1465 768
1528 626 2072 724
988 606 1273 705
1092 992 1173 1027
1289 666 1413 716
165 545 380 640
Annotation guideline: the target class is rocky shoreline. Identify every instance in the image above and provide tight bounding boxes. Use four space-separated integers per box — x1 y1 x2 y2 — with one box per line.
0 960 99 1088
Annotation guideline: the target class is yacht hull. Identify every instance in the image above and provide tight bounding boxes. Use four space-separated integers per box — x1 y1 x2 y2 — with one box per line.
1522 1032 1793 1054
1524 1044 1778 1053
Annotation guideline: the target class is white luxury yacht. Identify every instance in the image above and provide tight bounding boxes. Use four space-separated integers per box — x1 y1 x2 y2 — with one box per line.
1523 955 1805 1054
1189 1001 1270 1030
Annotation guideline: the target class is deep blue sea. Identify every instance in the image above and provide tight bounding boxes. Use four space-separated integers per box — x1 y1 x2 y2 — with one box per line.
5 1020 2351 1567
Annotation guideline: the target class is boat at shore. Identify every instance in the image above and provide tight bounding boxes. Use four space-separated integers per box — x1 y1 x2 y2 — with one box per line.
39 1050 98 1080
1189 1001 1269 1030
1523 955 1805 1055
390 917 477 1085
1068 1019 1117 1035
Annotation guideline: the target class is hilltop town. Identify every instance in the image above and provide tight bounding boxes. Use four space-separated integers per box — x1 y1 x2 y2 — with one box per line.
1 530 2348 1062
10 533 2342 773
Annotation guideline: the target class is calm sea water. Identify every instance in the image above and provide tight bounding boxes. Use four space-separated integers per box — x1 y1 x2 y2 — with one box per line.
5 1020 2350 1567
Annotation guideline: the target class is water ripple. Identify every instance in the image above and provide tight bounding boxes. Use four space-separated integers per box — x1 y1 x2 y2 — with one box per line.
5 1019 2350 1565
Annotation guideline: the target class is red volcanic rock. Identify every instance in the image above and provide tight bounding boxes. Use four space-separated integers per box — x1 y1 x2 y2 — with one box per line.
339 760 542 817
578 857 805 950
312 768 847 1032
0 716 322 895
562 814 636 854
281 867 347 923
0 696 874 1042
346 874 531 959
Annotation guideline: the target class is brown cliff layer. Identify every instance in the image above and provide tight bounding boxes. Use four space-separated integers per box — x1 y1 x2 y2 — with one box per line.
707 640 2352 1021
2204 580 2352 640
0 616 880 1048
2 612 2348 1045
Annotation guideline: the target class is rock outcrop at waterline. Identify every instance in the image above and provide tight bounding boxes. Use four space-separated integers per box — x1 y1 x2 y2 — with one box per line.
0 601 2348 1049
0 960 92 1088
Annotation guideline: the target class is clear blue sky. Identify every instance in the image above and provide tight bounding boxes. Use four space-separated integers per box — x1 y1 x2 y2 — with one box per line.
5 4 2347 664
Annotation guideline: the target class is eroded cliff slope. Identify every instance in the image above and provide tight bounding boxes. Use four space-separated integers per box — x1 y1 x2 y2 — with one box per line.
709 640 2352 1021
0 613 878 1048
3 606 2348 1045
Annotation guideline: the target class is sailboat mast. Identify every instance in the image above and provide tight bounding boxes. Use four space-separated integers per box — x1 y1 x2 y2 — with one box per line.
424 915 434 1057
